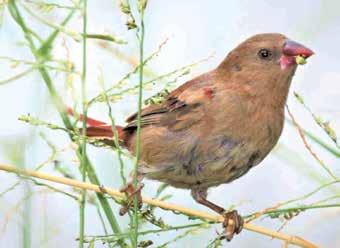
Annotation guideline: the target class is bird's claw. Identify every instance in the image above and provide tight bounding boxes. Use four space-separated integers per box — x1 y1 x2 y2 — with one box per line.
222 210 244 241
119 182 144 216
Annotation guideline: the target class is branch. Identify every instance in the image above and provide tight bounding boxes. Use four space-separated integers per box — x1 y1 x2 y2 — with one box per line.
286 105 338 180
0 163 318 248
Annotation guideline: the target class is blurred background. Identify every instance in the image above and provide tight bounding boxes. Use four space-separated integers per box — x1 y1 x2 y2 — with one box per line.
0 0 339 247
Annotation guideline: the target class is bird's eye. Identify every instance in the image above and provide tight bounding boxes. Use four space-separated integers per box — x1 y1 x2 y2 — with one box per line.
258 49 272 60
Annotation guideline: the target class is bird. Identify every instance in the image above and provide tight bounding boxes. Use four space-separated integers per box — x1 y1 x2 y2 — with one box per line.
68 33 314 241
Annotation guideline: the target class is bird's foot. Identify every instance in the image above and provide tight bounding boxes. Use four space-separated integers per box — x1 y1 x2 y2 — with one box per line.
119 182 144 216
222 210 244 241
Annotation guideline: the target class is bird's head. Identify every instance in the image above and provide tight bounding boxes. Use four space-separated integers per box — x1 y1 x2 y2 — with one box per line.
219 33 314 74
217 33 314 107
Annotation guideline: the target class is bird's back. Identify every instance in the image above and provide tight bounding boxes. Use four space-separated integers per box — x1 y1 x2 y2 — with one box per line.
124 69 285 189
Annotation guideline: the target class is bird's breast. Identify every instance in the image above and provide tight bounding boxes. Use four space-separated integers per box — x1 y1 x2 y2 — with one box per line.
139 94 285 189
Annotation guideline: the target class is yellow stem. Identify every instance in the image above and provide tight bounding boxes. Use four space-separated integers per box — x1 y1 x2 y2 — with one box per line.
0 163 318 248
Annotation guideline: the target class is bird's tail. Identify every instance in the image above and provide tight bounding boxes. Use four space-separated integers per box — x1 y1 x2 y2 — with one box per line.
67 107 126 146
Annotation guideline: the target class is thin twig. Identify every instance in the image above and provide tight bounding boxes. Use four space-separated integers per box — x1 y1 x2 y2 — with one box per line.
0 67 35 85
21 2 126 44
98 69 127 185
84 223 207 242
294 92 339 149
286 120 340 158
156 224 208 248
245 180 340 222
89 38 169 105
286 105 337 180
0 181 21 198
79 0 88 246
21 175 79 201
97 54 212 105
0 163 319 248
26 0 81 10
7 1 126 246
132 1 147 246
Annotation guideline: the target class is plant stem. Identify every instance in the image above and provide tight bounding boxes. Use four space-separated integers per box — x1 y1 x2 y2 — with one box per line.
286 105 337 180
88 38 169 106
86 222 208 241
26 0 81 10
0 163 320 248
22 2 126 44
286 120 340 158
279 180 340 207
7 2 126 247
98 73 127 185
0 67 35 85
132 5 145 247
23 176 32 248
79 0 88 247
244 180 340 220
264 203 340 215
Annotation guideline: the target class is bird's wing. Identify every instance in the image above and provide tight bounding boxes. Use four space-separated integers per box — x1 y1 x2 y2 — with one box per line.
124 73 213 132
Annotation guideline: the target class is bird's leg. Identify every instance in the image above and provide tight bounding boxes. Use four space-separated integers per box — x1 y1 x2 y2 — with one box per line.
191 188 243 241
119 173 144 216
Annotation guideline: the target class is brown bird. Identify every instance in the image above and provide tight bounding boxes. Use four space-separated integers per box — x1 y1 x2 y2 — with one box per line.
69 33 314 240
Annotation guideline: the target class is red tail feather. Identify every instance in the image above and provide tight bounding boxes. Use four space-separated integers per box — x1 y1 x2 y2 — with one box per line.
83 126 113 137
67 107 107 126
67 107 125 144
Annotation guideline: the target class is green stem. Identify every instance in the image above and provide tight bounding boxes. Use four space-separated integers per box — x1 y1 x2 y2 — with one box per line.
312 194 340 205
265 203 340 215
23 185 32 248
26 0 81 10
81 153 126 247
0 67 35 85
22 2 126 44
88 38 169 105
294 92 339 149
94 202 114 248
85 33 127 44
8 2 126 247
37 1 78 57
85 222 209 242
286 120 340 158
244 180 340 220
91 56 207 105
132 5 146 247
21 175 79 200
244 202 340 219
279 180 340 207
286 106 337 180
282 180 340 205
0 56 80 74
301 127 340 157
79 1 88 247
0 181 21 198
99 72 127 185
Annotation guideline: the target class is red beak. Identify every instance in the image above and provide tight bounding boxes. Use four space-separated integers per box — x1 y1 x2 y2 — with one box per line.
282 39 314 58
279 39 314 69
